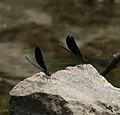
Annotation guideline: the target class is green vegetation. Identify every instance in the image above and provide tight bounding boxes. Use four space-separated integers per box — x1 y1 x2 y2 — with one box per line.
0 95 9 115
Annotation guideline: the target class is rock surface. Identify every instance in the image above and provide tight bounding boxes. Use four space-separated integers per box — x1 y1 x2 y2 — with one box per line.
9 64 120 115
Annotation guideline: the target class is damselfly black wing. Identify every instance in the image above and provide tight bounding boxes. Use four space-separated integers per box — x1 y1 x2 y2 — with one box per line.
25 56 44 71
58 43 72 54
35 47 49 74
66 35 84 60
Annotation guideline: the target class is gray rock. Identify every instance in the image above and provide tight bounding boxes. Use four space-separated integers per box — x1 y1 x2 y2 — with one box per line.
9 64 120 115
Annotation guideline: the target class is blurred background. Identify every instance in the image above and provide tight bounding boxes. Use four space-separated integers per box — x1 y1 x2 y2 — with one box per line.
0 0 120 114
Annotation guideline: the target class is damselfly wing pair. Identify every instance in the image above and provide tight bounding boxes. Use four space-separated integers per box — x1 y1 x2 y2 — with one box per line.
59 35 87 63
25 47 51 77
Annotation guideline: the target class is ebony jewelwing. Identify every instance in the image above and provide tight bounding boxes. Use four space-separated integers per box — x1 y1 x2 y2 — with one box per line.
25 47 51 77
101 52 120 77
59 35 87 63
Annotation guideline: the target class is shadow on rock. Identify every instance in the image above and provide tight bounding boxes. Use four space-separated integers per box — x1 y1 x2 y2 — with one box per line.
10 92 73 115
